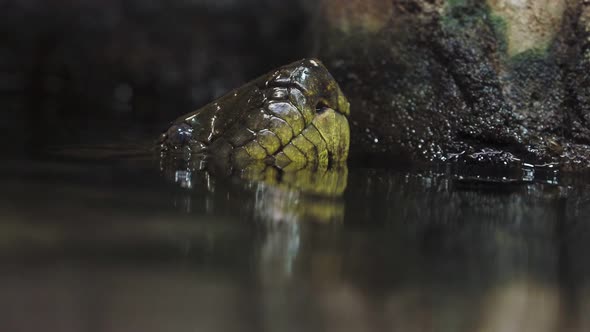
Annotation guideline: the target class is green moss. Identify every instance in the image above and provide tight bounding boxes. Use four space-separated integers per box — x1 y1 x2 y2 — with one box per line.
441 2 509 57
509 48 548 64
446 0 469 9
489 14 508 55
441 1 487 29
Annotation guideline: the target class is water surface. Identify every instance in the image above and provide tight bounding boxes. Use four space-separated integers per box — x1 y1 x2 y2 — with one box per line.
1 146 589 332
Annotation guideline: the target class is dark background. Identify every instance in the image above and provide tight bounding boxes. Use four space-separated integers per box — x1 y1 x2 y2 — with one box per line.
0 0 313 156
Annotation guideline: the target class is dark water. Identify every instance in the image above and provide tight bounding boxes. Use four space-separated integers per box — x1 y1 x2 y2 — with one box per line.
1 146 590 332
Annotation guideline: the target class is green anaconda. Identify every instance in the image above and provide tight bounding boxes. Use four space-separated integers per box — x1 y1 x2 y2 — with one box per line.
159 59 350 172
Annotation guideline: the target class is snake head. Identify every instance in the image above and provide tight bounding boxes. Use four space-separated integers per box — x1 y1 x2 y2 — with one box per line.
160 58 350 171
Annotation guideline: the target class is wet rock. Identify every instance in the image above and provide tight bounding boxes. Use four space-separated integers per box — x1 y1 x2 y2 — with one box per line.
314 0 590 171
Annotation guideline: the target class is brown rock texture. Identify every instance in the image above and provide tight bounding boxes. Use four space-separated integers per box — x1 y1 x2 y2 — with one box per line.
313 0 590 171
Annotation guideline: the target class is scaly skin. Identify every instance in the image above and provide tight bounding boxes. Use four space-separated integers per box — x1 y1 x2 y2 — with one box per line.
159 59 350 172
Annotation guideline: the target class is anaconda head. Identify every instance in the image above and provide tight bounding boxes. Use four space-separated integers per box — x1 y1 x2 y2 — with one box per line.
159 58 350 172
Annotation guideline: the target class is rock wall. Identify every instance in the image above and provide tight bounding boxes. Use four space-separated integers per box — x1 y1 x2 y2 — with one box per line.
314 0 590 170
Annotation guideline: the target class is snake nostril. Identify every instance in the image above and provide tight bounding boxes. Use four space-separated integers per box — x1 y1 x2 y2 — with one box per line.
165 123 193 146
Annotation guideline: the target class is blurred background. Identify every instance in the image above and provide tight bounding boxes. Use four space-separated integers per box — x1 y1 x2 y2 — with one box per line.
0 0 315 155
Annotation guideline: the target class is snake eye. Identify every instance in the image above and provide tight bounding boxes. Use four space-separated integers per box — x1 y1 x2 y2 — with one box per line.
315 100 330 114
165 123 193 146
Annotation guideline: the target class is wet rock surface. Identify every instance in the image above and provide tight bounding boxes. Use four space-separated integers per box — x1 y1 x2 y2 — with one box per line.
315 0 590 171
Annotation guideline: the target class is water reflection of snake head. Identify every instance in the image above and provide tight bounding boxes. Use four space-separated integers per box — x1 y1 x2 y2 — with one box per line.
159 58 350 224
159 58 350 172
159 154 348 224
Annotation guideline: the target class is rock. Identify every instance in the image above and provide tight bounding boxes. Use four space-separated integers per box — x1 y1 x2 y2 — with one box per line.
313 0 590 171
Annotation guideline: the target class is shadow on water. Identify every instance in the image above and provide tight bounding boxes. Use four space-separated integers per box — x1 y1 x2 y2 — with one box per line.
1 144 590 331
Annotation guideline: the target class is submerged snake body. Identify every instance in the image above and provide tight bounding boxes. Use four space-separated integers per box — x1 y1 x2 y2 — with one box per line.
160 59 350 171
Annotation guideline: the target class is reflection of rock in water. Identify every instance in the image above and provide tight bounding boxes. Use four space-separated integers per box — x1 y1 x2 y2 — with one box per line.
341 169 564 286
